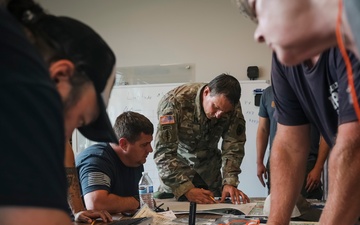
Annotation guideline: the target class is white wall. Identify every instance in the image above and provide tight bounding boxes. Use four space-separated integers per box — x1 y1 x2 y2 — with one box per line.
36 0 272 82
40 0 273 196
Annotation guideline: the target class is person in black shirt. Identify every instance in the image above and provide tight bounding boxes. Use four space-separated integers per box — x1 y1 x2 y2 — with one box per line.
1 0 117 224
264 49 360 225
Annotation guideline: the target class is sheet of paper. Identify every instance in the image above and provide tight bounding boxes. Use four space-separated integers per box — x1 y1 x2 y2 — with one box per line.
161 217 217 225
247 201 266 216
133 204 174 224
156 199 256 215
290 222 319 225
157 210 177 219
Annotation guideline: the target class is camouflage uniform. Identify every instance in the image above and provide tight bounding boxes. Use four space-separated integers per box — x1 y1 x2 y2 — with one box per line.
154 83 246 199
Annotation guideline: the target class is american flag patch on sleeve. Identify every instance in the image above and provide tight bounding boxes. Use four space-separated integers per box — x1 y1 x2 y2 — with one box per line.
87 172 111 187
160 115 175 124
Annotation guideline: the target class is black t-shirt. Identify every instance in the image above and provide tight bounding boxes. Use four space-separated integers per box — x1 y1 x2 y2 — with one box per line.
76 143 143 197
271 48 360 147
0 8 67 211
258 86 319 161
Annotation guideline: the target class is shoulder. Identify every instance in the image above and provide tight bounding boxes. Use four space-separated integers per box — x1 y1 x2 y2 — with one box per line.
159 83 201 110
263 86 273 95
168 83 202 99
76 143 109 162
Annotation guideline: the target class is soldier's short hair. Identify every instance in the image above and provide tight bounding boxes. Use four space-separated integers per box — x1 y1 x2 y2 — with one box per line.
207 73 241 106
113 111 154 143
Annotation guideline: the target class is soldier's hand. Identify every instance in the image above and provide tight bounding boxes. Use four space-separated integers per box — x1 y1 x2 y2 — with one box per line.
220 185 250 204
184 188 216 204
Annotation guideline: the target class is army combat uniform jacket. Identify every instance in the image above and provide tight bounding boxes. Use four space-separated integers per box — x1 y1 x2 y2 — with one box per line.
154 83 246 199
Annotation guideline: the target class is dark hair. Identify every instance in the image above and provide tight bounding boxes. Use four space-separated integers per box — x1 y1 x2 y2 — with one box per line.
113 111 154 143
207 73 241 106
7 0 116 94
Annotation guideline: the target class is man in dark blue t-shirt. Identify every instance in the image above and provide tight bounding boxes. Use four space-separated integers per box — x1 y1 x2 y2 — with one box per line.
266 48 360 225
76 111 154 215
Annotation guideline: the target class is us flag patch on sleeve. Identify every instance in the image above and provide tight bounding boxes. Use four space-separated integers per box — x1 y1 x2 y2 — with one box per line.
160 115 175 124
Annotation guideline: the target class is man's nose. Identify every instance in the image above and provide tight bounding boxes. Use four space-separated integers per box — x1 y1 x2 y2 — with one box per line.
148 145 153 153
254 28 265 43
215 111 223 118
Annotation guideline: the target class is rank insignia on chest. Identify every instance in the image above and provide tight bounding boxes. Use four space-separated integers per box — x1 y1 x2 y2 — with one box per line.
160 115 175 124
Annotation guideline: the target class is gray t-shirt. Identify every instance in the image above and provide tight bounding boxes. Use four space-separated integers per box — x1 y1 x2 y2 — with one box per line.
345 0 360 57
258 86 277 150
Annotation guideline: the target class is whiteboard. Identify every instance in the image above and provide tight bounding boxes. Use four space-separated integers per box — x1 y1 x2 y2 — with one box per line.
74 80 270 197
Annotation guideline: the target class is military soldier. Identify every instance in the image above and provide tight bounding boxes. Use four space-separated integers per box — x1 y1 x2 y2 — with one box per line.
154 74 250 204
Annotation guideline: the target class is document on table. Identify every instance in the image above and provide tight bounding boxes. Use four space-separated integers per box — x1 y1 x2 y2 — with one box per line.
247 201 266 216
289 222 319 225
133 204 175 224
156 199 256 215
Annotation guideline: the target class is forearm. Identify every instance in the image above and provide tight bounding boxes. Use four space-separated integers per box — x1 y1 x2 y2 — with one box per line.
221 146 243 186
154 145 194 197
85 193 139 214
312 136 330 172
256 117 270 165
268 145 307 224
320 125 360 225
221 112 246 186
267 124 309 225
256 130 269 165
66 167 86 214
65 142 85 214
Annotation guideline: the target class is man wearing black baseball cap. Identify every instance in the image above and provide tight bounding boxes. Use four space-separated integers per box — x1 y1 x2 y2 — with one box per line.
1 0 118 224
13 10 118 143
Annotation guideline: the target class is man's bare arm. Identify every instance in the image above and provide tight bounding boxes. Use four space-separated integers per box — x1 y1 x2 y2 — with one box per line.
65 142 112 223
319 122 360 225
65 142 86 213
256 117 270 186
305 136 330 192
84 190 139 214
267 123 310 225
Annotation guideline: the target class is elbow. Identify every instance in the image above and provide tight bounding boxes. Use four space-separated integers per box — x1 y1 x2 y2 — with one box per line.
84 199 102 211
83 194 107 211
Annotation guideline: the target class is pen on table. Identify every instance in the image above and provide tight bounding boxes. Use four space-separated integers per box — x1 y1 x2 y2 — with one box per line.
209 196 217 203
155 203 164 211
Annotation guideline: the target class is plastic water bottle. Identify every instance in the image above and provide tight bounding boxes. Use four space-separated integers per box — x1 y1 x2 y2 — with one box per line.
138 172 155 210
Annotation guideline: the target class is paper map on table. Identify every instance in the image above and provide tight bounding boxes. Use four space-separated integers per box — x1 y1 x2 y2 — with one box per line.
156 199 256 215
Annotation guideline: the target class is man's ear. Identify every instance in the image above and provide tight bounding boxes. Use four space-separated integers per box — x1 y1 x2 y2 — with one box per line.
119 138 128 151
203 86 210 97
49 60 75 83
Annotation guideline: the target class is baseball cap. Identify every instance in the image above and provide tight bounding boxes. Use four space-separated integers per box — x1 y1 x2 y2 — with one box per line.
234 0 258 23
38 15 118 143
263 194 322 222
